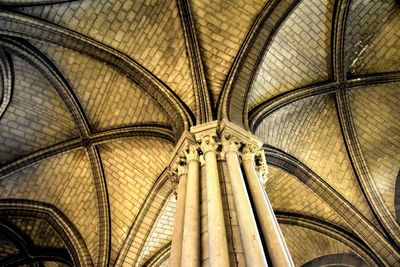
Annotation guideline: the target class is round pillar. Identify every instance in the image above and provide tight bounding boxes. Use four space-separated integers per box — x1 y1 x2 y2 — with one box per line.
169 165 187 267
181 146 201 267
242 146 294 267
200 135 230 267
223 138 268 266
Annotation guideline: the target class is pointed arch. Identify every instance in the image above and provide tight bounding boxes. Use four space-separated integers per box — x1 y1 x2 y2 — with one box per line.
0 199 93 266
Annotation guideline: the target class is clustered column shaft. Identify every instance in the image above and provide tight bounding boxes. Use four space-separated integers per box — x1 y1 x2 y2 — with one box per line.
223 138 267 266
200 135 230 266
242 147 295 267
168 165 187 267
181 146 201 267
168 121 294 267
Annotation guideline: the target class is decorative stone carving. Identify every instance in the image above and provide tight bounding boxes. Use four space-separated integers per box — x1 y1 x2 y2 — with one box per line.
198 134 219 155
168 164 179 197
169 122 269 186
177 163 188 177
255 150 268 185
241 143 257 162
168 120 294 267
184 144 199 162
221 135 241 154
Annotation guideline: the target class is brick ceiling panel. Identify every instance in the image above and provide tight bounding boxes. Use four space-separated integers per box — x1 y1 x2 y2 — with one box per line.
0 149 99 264
249 0 333 109
349 84 400 219
345 0 400 75
256 94 378 227
139 194 176 265
118 182 172 266
6 217 65 249
0 233 19 258
191 0 266 105
281 224 353 266
0 55 78 164
267 166 350 230
15 0 196 112
98 138 173 266
34 42 170 131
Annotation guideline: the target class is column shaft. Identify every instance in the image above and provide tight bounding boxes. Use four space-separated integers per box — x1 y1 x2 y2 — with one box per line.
204 150 230 266
181 160 200 267
243 159 294 267
225 150 267 266
169 173 187 267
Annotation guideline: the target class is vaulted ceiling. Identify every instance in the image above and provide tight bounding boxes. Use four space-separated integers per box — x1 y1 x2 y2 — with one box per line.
0 0 399 266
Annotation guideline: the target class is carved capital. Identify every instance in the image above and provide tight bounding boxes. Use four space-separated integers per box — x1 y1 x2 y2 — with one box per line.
185 144 199 162
168 130 196 166
241 143 258 162
168 165 179 194
198 134 219 154
168 161 188 197
177 163 188 177
199 154 206 165
255 150 268 185
221 135 241 154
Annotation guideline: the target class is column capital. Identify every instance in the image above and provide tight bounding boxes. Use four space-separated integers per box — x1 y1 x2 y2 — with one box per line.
168 166 179 195
168 162 189 199
191 121 219 155
177 163 188 177
221 135 241 154
198 134 219 155
168 130 197 167
220 119 263 148
241 143 258 162
255 150 268 185
185 144 200 162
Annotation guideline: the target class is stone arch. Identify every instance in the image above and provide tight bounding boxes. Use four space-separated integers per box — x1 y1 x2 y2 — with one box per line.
0 199 93 266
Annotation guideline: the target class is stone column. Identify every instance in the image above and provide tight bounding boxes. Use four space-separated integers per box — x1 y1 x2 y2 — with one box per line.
169 164 187 267
242 146 294 267
169 121 293 267
181 145 201 267
222 137 268 266
199 135 230 267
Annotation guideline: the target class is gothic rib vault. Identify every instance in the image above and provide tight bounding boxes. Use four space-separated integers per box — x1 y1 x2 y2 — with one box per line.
0 0 399 266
